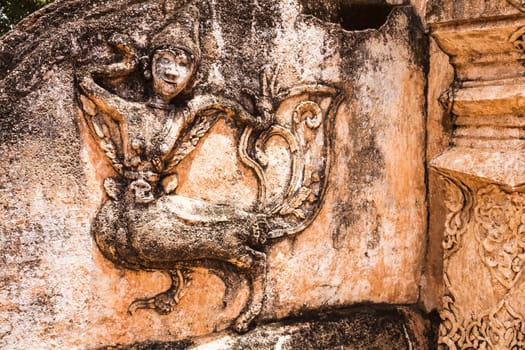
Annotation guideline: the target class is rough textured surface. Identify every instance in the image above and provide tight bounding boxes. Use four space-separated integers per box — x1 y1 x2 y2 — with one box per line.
0 0 429 348
101 306 436 350
425 0 522 24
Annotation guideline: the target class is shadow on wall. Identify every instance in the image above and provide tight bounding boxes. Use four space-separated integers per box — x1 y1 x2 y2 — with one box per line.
300 0 405 30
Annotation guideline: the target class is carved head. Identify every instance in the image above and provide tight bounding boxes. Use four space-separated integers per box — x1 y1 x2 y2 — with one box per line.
151 48 196 103
149 4 201 102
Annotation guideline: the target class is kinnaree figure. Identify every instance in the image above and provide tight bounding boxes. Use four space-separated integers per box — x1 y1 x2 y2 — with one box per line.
78 3 340 333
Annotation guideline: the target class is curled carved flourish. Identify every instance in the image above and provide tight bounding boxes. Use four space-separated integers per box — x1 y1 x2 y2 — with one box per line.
439 282 525 349
509 26 525 52
239 85 341 239
293 100 322 129
442 176 473 260
439 274 465 350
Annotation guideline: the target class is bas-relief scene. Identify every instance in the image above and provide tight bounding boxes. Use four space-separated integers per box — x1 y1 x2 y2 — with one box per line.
0 0 434 348
77 3 340 334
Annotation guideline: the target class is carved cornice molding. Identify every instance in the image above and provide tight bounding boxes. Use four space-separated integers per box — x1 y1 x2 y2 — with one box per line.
431 17 525 80
430 10 525 348
430 16 525 189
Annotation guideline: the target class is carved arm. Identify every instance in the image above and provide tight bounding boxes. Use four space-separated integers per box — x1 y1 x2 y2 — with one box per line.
76 33 140 118
187 94 274 130
76 35 150 166
76 70 135 165
82 34 140 80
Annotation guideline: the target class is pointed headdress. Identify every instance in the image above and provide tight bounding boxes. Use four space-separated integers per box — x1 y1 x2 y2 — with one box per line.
151 4 201 64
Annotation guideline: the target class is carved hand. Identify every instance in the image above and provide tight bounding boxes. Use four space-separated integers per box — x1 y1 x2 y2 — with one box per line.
99 33 140 78
76 34 140 85
258 65 282 128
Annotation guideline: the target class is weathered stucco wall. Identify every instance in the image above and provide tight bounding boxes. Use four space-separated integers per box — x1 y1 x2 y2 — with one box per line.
0 0 430 348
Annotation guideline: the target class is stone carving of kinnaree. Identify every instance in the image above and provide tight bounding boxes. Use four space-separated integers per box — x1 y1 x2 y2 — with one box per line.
76 4 340 333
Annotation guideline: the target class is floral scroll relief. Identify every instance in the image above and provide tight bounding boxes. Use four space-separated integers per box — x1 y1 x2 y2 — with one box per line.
439 274 465 350
441 299 525 350
438 177 472 349
442 177 473 260
439 182 525 349
474 185 525 290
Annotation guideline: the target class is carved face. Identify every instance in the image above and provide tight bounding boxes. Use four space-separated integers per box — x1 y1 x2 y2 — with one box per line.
152 48 194 103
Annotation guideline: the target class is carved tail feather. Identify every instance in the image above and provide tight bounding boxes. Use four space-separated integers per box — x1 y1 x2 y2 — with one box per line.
239 85 343 239
239 126 269 211
255 125 302 215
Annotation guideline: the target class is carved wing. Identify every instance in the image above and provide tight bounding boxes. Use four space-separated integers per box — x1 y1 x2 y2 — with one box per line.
162 105 221 173
78 87 128 177
162 95 264 173
239 84 342 238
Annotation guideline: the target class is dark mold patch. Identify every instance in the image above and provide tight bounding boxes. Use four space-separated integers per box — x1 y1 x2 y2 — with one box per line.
352 131 385 184
95 339 193 350
283 311 405 349
94 305 437 350
366 219 381 250
405 6 429 69
331 199 380 250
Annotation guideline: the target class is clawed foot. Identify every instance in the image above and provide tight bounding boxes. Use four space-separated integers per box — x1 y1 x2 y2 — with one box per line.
250 215 269 247
128 290 178 315
233 313 253 333
128 269 190 315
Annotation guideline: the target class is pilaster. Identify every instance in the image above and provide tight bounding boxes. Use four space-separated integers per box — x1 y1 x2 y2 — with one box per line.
428 1 525 348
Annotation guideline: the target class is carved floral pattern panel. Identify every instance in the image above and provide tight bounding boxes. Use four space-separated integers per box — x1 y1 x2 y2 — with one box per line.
439 181 525 350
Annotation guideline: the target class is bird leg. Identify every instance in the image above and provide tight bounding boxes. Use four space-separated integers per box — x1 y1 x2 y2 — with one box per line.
128 269 190 315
